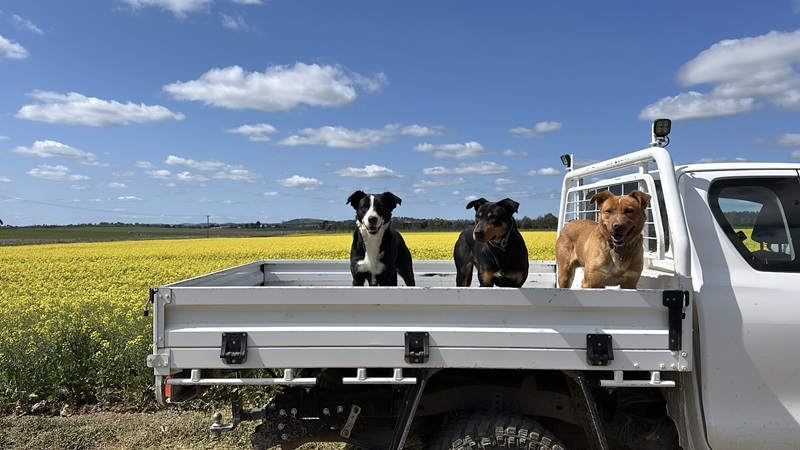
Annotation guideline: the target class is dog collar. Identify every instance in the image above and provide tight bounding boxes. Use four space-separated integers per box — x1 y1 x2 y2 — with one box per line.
489 220 517 251
608 235 642 261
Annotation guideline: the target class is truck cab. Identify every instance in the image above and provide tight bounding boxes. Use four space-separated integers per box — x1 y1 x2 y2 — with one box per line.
670 163 800 449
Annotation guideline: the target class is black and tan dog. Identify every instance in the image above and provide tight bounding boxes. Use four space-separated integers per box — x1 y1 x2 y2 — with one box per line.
347 190 415 286
454 198 529 287
556 190 651 289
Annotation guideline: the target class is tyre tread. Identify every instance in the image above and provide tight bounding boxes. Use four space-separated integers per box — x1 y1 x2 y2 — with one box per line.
424 411 567 450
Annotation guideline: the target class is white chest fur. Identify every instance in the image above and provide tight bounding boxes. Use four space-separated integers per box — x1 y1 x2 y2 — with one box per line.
357 225 387 284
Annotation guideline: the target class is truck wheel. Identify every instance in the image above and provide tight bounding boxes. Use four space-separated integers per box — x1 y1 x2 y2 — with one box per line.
424 411 567 450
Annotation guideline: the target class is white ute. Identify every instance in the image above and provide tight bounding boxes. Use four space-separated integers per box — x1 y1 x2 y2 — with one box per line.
147 120 800 450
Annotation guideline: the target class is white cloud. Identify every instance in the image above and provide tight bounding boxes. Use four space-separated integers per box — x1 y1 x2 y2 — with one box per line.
0 176 11 183
509 121 563 138
278 123 439 149
335 164 402 178
12 15 44 34
212 168 259 182
791 150 800 159
221 13 248 30
145 157 258 182
12 140 99 164
263 191 278 196
135 161 157 169
525 167 561 176
423 161 508 176
165 155 259 182
144 169 173 179
106 182 127 188
677 31 800 88
413 178 466 187
26 165 89 181
695 156 747 163
174 172 209 181
163 62 386 112
641 30 800 120
639 91 756 121
385 124 443 137
230 0 263 4
165 155 227 171
0 35 28 59
277 175 323 189
774 133 800 147
16 90 185 126
503 149 528 157
279 126 387 149
119 0 212 18
117 196 143 202
495 178 515 185
225 123 278 141
414 141 488 159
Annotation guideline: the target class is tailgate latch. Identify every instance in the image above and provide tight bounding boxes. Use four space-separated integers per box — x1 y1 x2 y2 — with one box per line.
586 334 614 366
220 332 248 364
405 332 429 363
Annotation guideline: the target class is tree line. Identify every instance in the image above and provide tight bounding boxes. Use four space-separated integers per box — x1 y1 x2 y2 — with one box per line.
313 213 559 232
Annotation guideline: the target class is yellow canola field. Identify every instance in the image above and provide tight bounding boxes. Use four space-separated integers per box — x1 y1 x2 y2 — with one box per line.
0 231 556 409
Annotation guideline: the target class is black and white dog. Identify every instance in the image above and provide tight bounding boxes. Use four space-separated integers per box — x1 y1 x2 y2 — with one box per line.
346 190 415 286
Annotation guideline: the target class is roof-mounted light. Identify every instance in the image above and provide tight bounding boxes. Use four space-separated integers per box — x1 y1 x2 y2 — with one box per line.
560 154 573 171
651 118 671 147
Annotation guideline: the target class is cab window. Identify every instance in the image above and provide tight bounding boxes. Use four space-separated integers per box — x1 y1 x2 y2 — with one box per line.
709 176 800 272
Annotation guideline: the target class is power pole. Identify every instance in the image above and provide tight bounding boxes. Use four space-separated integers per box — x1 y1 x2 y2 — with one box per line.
206 215 210 238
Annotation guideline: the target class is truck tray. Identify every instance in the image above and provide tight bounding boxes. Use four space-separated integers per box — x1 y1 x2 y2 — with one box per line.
148 260 692 381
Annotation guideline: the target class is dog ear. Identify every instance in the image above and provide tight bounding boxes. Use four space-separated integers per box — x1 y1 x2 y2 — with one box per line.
629 190 652 209
346 191 366 208
466 198 488 211
382 192 402 207
589 190 614 205
498 198 520 214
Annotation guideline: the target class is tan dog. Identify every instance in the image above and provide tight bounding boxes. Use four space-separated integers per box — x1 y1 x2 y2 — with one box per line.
556 190 651 289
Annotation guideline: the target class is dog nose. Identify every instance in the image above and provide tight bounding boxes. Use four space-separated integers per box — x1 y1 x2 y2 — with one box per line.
474 228 485 238
367 216 378 225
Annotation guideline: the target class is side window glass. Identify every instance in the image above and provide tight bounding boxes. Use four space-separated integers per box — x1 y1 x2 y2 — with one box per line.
709 177 800 272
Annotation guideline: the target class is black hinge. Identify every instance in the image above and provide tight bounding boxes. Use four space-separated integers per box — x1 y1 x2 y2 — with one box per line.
663 290 690 351
220 332 248 364
405 332 429 363
143 288 155 317
586 334 614 366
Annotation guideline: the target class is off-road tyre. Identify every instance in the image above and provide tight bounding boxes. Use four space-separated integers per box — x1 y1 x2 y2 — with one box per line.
423 411 567 450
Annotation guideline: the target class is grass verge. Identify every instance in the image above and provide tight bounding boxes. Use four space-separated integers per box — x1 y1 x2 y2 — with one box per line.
0 409 345 450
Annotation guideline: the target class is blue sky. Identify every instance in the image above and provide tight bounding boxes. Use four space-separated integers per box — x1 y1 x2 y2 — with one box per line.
2 1 800 226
